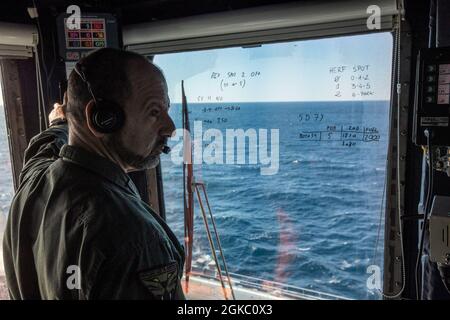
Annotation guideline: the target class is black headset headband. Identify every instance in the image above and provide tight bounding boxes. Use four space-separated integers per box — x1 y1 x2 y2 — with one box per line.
74 62 98 103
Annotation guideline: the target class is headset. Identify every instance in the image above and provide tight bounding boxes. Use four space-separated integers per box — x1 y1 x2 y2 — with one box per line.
73 62 125 134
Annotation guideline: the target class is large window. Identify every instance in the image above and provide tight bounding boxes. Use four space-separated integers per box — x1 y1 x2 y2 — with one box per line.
0 77 13 300
154 32 393 299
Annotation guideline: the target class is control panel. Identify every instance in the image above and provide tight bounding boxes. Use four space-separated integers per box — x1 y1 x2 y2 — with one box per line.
413 47 450 146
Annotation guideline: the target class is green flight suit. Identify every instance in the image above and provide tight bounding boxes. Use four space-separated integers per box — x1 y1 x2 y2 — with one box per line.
2 123 185 300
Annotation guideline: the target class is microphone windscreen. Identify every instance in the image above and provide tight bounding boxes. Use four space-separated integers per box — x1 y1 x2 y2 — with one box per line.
162 145 171 154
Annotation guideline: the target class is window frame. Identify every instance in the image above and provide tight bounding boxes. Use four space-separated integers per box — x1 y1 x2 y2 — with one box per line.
145 28 406 299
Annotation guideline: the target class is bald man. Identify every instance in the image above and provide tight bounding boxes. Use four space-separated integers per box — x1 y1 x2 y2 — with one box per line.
2 48 185 300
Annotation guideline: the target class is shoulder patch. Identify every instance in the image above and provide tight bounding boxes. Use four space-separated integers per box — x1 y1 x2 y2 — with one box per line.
138 261 179 300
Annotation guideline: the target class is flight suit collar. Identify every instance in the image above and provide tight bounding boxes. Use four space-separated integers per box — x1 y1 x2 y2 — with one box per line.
59 144 140 196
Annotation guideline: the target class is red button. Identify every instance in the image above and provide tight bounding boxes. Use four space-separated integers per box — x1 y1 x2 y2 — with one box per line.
92 23 104 30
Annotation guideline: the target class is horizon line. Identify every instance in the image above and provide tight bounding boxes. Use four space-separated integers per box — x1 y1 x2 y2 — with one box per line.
170 99 391 104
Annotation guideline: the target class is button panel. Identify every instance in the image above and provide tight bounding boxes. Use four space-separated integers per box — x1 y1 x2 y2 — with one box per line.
64 18 107 51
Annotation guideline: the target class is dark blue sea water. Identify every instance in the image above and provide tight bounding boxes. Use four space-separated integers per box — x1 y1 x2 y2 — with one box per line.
0 101 388 299
161 101 389 300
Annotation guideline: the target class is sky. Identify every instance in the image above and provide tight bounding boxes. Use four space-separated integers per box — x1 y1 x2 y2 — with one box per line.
0 33 392 107
154 32 393 103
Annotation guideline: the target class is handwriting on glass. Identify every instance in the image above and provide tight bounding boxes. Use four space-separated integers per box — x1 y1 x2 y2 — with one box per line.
329 65 375 99
299 125 380 147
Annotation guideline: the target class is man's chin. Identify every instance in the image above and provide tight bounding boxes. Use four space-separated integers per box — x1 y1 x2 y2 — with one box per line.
109 137 162 171
144 156 160 169
128 155 160 171
139 156 159 170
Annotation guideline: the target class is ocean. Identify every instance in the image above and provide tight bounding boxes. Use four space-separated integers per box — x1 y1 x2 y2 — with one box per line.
161 101 389 300
0 101 388 300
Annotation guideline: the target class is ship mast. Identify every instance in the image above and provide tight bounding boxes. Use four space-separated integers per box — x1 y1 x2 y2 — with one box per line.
181 81 235 299
182 80 195 293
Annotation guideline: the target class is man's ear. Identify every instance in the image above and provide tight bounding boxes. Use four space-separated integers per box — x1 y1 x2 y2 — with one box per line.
85 100 105 138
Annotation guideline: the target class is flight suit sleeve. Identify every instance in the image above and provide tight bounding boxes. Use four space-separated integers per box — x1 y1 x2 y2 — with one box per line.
88 238 186 300
19 122 68 184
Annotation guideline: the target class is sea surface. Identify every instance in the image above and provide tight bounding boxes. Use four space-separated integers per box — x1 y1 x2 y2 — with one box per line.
161 101 389 300
0 101 388 299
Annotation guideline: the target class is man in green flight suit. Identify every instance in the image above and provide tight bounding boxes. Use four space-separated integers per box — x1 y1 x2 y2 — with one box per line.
2 48 185 299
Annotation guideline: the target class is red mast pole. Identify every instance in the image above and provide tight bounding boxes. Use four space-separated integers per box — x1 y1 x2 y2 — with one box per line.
182 81 194 292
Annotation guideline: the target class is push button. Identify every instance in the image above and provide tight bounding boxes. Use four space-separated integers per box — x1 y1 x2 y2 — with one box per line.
426 86 436 93
426 65 437 73
426 96 436 103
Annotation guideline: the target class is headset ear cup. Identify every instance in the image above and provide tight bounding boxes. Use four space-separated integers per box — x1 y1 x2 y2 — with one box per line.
90 101 125 133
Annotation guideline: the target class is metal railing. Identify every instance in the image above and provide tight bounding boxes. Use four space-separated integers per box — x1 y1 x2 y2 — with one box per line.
188 267 350 300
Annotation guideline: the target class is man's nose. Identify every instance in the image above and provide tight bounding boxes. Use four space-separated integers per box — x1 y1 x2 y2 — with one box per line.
161 113 176 138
